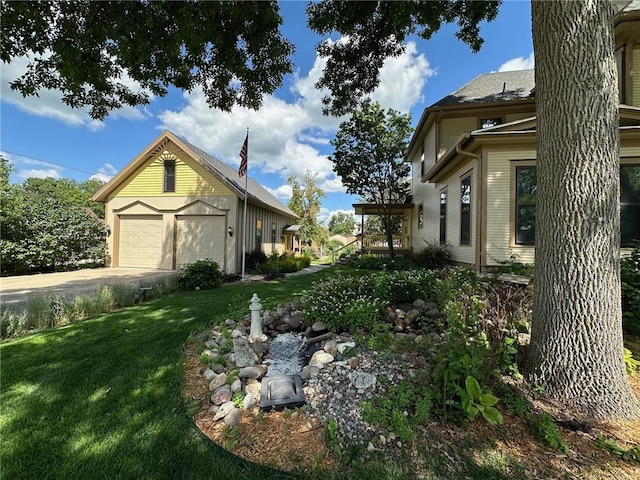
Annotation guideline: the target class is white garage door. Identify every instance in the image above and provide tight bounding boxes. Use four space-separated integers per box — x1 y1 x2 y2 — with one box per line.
118 215 163 268
176 215 226 268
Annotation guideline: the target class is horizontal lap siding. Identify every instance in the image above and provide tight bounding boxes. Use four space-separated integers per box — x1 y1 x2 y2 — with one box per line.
485 148 537 266
438 117 477 157
412 128 439 247
112 152 232 198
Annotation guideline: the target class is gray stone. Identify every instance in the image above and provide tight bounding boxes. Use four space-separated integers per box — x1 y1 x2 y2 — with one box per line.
230 378 242 393
404 309 422 324
337 341 355 354
413 299 428 313
262 313 274 326
231 329 243 338
311 321 327 332
323 339 338 356
213 401 235 421
224 408 242 427
233 337 258 367
300 365 312 380
202 368 216 380
208 373 227 391
211 386 233 405
242 393 255 410
308 366 320 378
284 315 302 330
238 365 265 379
224 319 236 328
250 339 269 357
348 371 376 389
309 351 334 368
212 363 225 374
204 339 217 349
245 382 261 399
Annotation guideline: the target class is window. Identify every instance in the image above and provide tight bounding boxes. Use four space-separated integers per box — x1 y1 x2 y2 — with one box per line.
420 146 425 178
480 117 502 129
511 164 638 247
460 174 471 245
163 159 176 192
417 204 424 229
255 219 263 250
621 165 640 247
440 190 447 244
271 222 277 250
515 166 537 245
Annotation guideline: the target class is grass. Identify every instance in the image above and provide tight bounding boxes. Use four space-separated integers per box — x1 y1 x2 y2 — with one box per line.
1 271 336 480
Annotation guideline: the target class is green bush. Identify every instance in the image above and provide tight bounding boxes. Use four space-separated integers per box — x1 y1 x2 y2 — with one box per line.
621 246 640 334
350 254 417 271
411 240 450 270
244 249 267 273
252 251 311 275
178 259 223 291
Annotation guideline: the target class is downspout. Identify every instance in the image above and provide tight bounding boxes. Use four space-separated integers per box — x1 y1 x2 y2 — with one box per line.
454 143 482 271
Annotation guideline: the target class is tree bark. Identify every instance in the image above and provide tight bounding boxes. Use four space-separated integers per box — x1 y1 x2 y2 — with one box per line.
530 0 640 420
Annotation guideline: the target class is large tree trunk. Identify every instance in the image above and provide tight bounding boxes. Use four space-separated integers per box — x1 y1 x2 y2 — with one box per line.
530 0 640 420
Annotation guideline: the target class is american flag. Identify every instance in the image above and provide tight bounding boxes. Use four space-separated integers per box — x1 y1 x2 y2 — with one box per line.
238 134 248 177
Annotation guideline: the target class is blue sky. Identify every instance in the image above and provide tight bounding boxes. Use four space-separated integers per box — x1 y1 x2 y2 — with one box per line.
0 0 533 224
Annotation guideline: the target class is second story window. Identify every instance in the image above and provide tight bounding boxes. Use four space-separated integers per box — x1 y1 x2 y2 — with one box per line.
164 159 176 192
420 146 425 178
460 174 471 245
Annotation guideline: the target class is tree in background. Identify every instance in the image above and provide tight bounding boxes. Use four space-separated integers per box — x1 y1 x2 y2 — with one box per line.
1 1 293 119
0 165 108 274
287 171 326 249
328 212 356 237
330 101 411 259
23 177 106 218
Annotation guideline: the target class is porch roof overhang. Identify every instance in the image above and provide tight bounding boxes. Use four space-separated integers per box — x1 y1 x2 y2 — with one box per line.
283 224 302 234
353 203 414 216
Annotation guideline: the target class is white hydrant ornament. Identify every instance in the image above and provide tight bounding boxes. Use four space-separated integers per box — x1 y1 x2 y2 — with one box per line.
249 293 267 342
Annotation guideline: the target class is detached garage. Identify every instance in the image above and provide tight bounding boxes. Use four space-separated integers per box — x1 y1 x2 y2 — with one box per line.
118 215 163 268
175 215 226 268
93 130 299 273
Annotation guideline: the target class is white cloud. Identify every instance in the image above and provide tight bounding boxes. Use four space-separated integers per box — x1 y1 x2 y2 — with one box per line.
266 184 293 201
17 168 61 179
90 163 118 182
498 52 535 72
1 52 150 128
158 39 433 192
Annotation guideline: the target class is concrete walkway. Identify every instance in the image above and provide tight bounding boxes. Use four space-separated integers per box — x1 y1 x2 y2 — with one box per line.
0 268 176 305
0 264 332 305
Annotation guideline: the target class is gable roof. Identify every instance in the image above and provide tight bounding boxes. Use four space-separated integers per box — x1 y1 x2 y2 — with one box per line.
92 130 298 219
432 70 535 107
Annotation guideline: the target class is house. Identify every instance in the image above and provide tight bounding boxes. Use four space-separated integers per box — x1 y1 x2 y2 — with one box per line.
92 130 299 272
406 3 640 270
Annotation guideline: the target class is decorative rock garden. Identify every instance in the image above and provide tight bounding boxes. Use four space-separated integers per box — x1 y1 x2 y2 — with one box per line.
185 293 439 469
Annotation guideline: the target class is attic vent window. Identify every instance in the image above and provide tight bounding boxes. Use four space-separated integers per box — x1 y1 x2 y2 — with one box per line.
480 117 502 129
163 158 176 192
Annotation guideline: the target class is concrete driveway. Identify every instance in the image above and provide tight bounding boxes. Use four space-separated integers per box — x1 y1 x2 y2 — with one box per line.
0 268 177 305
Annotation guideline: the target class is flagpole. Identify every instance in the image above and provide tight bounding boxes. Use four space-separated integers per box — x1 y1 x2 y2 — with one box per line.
241 128 249 281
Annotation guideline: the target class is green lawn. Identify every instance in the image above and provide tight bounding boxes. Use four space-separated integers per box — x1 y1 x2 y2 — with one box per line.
0 271 338 480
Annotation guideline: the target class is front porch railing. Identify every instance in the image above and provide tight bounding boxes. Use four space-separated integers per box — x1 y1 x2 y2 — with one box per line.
361 234 411 250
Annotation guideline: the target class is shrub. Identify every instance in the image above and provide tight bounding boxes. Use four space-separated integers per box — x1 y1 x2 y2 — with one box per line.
244 249 268 273
254 252 311 275
350 254 417 271
178 259 223 291
621 246 640 334
411 240 450 270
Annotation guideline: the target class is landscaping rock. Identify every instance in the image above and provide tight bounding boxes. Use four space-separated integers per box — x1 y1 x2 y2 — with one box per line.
202 368 216 380
230 378 242 393
309 351 334 368
211 386 233 405
311 321 327 333
243 393 255 410
348 371 376 389
213 401 235 421
208 373 227 391
233 337 258 367
224 408 242 427
238 365 265 379
323 339 338 357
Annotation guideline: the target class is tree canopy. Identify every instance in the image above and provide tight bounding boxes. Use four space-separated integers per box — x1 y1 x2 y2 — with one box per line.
307 0 501 115
328 212 356 237
330 101 411 257
1 0 294 119
287 171 327 248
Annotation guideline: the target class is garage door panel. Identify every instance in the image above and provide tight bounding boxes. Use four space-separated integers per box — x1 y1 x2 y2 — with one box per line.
176 216 225 268
119 215 163 268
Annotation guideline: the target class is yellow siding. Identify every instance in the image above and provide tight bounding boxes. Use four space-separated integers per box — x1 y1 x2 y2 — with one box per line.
485 148 537 266
438 117 477 157
112 151 233 198
633 48 640 107
438 159 477 265
505 112 535 123
425 127 437 169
